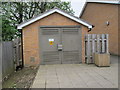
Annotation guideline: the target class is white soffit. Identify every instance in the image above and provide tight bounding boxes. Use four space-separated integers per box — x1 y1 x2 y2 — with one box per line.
86 0 120 4
17 8 92 29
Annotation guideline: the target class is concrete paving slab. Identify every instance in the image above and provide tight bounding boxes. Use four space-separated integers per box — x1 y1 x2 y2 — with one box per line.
31 55 118 88
46 83 59 88
32 82 46 88
59 83 74 88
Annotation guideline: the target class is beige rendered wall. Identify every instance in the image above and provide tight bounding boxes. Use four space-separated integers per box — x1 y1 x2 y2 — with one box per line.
22 12 88 66
81 3 118 55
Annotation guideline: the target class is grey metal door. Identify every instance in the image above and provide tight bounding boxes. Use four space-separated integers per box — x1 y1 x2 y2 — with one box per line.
40 26 81 64
62 28 81 64
40 28 61 64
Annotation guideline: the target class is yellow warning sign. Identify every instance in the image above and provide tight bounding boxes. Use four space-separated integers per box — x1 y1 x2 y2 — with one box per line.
49 41 54 45
49 39 54 45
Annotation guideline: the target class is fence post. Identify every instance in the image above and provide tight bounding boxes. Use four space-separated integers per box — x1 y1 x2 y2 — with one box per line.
92 34 96 63
13 38 22 67
92 34 96 53
97 34 100 53
106 34 109 53
102 34 105 53
86 34 91 64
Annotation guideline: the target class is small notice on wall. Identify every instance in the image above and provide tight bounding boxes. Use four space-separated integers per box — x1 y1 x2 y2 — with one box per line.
48 39 54 45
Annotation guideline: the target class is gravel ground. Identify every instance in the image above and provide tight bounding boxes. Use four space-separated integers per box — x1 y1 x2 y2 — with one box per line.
2 66 38 88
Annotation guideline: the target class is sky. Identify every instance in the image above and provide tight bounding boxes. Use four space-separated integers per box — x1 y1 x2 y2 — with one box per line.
61 0 86 17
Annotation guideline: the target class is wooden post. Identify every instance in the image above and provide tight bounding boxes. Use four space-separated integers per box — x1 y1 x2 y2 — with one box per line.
101 34 105 53
89 34 92 63
92 34 96 63
106 34 109 53
92 34 96 53
87 34 91 64
14 38 19 66
97 34 100 53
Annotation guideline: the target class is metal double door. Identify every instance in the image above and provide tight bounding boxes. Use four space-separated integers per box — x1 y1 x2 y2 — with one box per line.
40 27 81 64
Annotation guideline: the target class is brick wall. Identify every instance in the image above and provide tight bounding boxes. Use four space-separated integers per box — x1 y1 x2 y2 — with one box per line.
23 13 88 66
81 3 119 55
